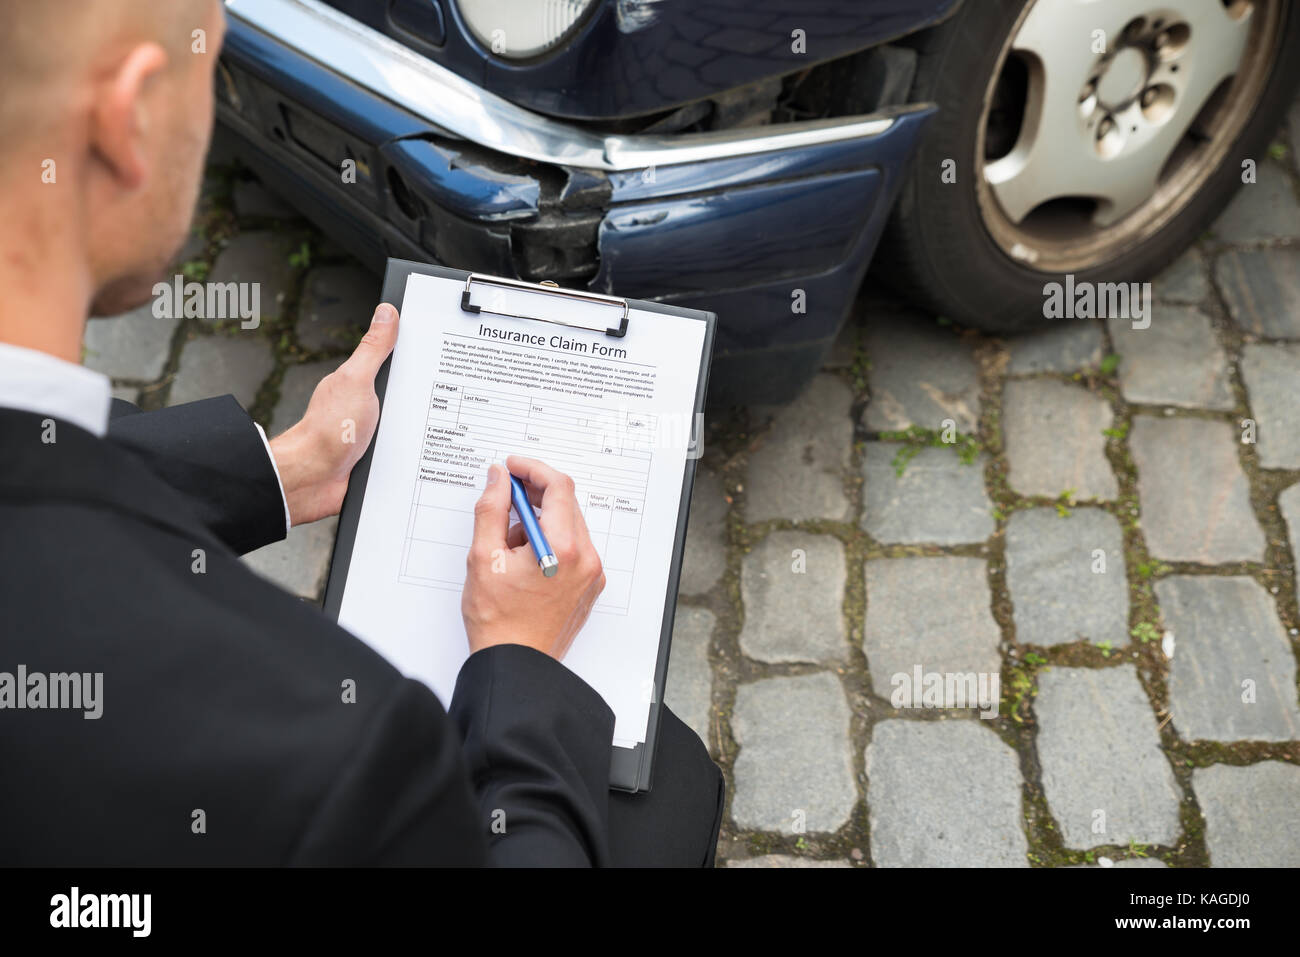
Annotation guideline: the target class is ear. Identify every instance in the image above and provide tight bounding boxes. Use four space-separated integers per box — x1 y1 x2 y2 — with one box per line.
90 42 169 191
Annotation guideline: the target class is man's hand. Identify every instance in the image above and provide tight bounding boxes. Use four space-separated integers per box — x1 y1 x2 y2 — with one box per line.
269 303 398 526
462 456 605 660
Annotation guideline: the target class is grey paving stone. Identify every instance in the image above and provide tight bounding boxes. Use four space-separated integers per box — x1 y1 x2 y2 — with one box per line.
267 358 345 435
1282 482 1300 598
1006 320 1105 375
1152 247 1209 304
739 531 846 663
731 673 856 833
1211 160 1300 244
83 302 181 381
863 557 1001 707
1107 307 1233 410
233 178 295 219
866 720 1028 867
242 517 338 600
1002 379 1118 500
665 606 714 746
1240 343 1300 469
171 225 207 267
1036 666 1182 849
679 468 727 595
861 444 994 545
1216 247 1300 339
1129 416 1265 563
296 264 379 351
110 384 138 405
208 232 297 322
1194 762 1300 867
168 335 274 411
726 855 852 868
745 373 853 522
1156 576 1300 742
863 311 980 433
1005 508 1128 648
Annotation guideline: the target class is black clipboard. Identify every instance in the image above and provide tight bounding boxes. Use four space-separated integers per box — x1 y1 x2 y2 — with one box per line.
322 259 716 792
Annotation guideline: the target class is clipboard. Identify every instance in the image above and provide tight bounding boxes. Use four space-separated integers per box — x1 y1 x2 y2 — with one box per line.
323 259 717 792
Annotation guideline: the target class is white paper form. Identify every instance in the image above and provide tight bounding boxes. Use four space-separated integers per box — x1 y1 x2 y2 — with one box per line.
337 273 706 747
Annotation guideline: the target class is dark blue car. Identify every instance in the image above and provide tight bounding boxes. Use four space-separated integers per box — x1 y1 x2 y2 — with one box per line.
217 0 1300 404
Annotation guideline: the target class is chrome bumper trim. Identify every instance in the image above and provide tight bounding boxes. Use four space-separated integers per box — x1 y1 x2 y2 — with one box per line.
225 0 897 172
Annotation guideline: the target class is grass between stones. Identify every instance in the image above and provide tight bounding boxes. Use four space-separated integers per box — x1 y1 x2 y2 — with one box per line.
708 243 1300 864
132 162 369 430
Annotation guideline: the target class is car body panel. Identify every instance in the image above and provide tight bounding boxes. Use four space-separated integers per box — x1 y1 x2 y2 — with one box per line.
320 0 958 120
596 107 928 388
596 169 883 297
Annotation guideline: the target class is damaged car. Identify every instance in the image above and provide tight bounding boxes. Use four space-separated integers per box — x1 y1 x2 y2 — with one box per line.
217 0 1300 404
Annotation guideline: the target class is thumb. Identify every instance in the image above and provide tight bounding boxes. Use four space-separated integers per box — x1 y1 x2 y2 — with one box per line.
470 464 512 554
342 303 399 382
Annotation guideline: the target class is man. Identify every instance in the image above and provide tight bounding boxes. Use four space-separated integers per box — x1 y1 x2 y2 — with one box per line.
0 0 722 866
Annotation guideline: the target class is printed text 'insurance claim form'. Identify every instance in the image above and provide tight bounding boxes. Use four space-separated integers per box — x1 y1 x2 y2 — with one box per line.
337 273 706 747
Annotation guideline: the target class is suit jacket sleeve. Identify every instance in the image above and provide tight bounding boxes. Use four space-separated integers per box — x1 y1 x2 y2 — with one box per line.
107 396 287 555
288 676 489 866
449 644 615 867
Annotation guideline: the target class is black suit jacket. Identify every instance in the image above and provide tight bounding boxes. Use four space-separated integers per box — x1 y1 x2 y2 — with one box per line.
0 399 617 865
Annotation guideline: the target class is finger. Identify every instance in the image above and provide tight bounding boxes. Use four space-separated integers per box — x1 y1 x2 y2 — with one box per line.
510 462 594 553
506 458 586 521
513 475 591 554
513 478 544 510
469 464 511 557
340 303 399 383
501 470 544 510
506 455 577 544
506 521 528 550
505 456 570 496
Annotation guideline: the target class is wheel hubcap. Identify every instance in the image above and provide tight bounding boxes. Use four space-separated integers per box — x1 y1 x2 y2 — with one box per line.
1094 46 1148 109
975 0 1282 271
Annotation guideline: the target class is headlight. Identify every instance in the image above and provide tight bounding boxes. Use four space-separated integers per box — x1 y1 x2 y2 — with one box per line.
458 0 594 59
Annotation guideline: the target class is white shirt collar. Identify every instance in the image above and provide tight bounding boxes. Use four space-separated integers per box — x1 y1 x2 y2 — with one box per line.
0 341 112 437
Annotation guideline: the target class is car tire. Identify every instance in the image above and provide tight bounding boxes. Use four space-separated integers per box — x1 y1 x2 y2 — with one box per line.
874 0 1300 332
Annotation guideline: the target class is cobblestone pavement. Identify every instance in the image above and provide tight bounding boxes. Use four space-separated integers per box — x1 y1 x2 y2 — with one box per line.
89 114 1300 867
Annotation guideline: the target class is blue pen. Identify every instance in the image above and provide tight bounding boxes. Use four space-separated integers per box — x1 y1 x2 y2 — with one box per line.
509 473 558 577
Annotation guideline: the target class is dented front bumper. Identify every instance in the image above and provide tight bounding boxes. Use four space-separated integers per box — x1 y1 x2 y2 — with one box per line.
217 0 935 404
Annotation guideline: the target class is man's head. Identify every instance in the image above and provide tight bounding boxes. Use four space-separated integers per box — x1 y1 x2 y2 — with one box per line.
0 0 224 347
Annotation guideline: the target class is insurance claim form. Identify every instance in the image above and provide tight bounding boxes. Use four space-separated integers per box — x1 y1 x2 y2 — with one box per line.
336 272 707 748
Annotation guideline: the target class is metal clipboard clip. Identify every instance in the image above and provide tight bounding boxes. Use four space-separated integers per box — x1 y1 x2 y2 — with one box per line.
459 273 630 339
